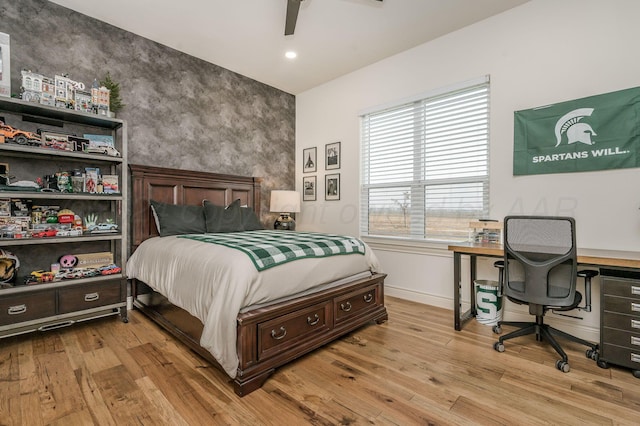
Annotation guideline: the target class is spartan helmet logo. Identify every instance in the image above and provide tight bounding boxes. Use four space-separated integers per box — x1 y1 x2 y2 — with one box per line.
554 108 597 147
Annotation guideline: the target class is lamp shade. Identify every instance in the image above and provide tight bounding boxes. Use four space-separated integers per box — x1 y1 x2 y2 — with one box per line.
270 190 301 213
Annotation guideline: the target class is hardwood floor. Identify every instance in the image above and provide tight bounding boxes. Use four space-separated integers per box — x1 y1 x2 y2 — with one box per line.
1 296 639 425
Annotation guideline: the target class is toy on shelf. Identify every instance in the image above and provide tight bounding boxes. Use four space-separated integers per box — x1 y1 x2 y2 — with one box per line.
98 263 121 275
58 254 78 270
0 248 19 286
87 222 118 233
31 228 57 238
0 120 41 146
84 144 120 157
25 269 55 285
57 209 75 224
20 70 112 116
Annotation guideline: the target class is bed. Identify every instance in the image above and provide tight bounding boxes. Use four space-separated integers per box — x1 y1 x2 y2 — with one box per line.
127 164 388 396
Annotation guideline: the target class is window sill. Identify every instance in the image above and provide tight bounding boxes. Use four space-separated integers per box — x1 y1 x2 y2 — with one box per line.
361 235 455 256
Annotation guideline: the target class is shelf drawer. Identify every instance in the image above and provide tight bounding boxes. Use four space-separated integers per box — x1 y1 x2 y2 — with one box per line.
334 284 380 324
58 281 124 314
258 302 331 361
602 326 640 349
0 290 56 326
601 343 640 370
602 311 640 333
601 277 640 300
603 295 640 317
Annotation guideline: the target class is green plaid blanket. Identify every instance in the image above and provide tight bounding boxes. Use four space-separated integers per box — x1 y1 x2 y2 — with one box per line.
179 230 365 271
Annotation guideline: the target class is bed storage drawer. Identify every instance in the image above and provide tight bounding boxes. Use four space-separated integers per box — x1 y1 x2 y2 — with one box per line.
258 302 331 360
0 290 56 326
334 283 381 324
58 280 124 314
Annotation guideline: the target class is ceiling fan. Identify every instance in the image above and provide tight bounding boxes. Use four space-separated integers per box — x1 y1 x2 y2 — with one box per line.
285 0 383 36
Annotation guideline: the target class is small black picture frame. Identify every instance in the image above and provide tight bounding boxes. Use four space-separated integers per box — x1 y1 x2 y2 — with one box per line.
303 147 317 173
303 176 316 201
325 141 341 170
325 173 340 201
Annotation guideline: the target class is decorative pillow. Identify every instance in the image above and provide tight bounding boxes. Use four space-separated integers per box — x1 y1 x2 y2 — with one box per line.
241 206 264 231
150 200 206 237
203 199 244 233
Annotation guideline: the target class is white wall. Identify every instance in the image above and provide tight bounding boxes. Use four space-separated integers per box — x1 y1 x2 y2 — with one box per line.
295 0 640 340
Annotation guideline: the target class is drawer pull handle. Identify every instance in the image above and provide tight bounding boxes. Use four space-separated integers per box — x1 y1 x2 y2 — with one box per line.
340 301 352 312
632 286 640 296
307 314 320 326
632 353 640 364
8 304 27 315
632 303 640 313
271 326 287 340
631 336 640 346
363 293 373 303
84 293 100 302
633 319 640 329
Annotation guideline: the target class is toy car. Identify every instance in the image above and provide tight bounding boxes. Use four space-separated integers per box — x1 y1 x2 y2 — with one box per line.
98 264 121 275
63 269 84 279
87 223 118 232
31 228 58 238
0 121 41 145
81 268 100 277
85 144 121 157
25 270 55 284
55 228 82 237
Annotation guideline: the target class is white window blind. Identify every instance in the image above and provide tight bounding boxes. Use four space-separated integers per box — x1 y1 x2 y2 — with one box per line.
360 78 490 242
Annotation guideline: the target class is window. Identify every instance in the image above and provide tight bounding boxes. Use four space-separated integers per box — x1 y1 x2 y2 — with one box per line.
360 76 489 242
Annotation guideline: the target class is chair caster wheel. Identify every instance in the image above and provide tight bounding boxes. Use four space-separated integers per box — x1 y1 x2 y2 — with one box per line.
556 360 570 373
492 325 502 334
585 349 598 360
494 341 505 352
632 370 640 379
597 359 609 369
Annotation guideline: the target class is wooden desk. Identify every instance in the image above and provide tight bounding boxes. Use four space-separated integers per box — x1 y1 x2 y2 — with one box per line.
448 242 640 331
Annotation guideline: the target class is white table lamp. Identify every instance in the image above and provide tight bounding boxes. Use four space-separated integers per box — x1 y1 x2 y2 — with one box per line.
270 190 300 230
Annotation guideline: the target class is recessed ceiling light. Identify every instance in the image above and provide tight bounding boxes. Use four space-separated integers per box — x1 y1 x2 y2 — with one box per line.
285 51 297 59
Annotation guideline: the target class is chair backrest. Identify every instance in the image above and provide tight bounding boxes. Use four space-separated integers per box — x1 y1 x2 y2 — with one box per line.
503 216 577 307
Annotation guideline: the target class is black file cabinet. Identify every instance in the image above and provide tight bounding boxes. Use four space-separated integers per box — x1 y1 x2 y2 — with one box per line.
599 268 640 378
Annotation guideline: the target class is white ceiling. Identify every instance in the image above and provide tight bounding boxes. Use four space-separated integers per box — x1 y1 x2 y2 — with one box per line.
49 0 529 95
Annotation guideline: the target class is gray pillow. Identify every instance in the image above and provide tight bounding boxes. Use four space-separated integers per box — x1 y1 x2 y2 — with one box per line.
203 199 244 232
241 206 264 231
150 200 206 237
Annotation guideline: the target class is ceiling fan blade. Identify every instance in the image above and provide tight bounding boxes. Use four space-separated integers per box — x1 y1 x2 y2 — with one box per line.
285 0 301 36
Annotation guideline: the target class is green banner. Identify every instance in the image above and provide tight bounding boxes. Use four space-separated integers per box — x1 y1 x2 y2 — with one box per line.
513 87 640 175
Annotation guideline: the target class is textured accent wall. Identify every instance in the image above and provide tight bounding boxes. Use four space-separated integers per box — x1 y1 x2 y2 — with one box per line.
0 0 295 221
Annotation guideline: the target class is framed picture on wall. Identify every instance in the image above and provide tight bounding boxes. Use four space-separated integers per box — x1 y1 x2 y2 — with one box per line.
325 141 341 170
325 173 340 201
303 147 317 173
303 176 316 201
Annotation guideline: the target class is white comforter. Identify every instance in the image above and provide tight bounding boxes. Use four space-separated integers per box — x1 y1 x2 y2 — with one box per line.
126 234 381 378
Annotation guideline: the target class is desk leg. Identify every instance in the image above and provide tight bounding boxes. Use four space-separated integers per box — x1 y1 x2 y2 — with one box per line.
454 251 462 330
454 252 477 331
470 255 477 318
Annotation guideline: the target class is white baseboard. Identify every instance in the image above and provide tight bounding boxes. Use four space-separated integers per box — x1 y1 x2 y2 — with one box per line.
384 285 599 343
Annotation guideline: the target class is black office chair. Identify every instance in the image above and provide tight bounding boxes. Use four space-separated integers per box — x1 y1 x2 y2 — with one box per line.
493 215 599 372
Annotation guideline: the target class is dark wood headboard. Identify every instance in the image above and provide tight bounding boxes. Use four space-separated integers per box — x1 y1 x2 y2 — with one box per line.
129 164 262 249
